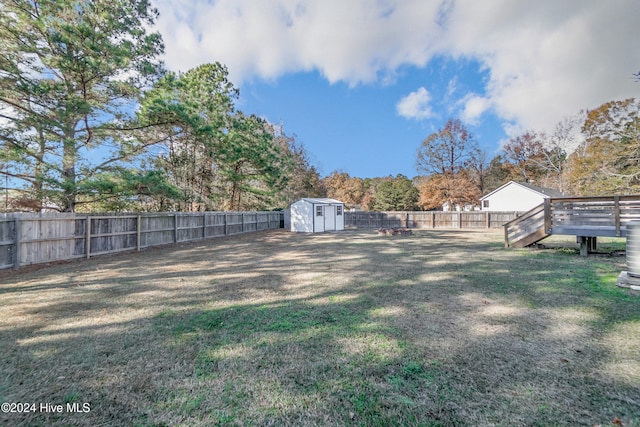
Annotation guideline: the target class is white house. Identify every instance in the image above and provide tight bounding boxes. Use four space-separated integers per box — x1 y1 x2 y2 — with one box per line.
480 181 565 212
289 198 345 233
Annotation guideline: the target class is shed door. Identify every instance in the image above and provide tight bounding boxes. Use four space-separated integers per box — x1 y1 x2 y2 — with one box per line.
324 205 336 231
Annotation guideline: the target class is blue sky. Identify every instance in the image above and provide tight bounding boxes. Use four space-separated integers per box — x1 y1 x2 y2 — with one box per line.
239 59 504 178
152 0 640 179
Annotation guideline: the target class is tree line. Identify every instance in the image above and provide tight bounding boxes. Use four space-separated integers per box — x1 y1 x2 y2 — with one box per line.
0 0 321 212
323 98 639 211
1 0 637 213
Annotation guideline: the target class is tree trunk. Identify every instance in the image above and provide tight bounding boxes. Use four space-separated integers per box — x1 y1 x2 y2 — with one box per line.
62 135 76 212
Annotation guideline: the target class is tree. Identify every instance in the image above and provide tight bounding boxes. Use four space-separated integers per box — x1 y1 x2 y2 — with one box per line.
417 119 476 175
371 174 419 211
501 131 546 183
483 155 518 194
272 130 325 207
322 171 364 207
219 113 291 210
139 63 238 211
466 148 490 196
416 119 480 207
566 98 640 195
0 0 165 212
539 115 582 193
141 64 295 211
416 171 478 210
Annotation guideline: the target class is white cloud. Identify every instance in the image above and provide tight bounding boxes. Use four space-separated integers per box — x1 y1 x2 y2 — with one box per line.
153 0 443 85
460 94 491 125
439 0 640 133
396 87 434 120
152 0 640 133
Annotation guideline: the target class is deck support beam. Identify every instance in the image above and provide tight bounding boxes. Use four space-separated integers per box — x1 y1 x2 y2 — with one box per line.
577 236 597 257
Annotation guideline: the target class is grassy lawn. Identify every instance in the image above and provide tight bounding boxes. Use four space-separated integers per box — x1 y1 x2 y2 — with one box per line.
0 229 639 426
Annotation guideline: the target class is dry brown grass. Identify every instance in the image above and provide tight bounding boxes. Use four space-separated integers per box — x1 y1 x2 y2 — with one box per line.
0 229 638 426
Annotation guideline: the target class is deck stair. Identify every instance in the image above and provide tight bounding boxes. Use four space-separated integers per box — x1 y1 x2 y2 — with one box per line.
504 195 640 253
503 202 550 248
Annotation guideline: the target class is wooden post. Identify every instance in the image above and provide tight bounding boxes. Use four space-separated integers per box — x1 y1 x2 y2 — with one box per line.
432 212 436 229
544 198 552 233
485 212 490 229
578 236 586 257
242 213 245 233
174 213 178 243
578 236 597 257
405 212 409 228
136 215 141 251
13 217 20 269
86 216 91 259
504 224 509 248
202 213 206 239
458 211 463 229
614 195 621 237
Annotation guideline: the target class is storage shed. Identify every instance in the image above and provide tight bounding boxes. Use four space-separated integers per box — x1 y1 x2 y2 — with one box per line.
289 198 345 233
480 181 564 212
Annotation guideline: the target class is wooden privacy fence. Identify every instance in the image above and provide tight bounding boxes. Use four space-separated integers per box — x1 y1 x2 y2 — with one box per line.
0 211 284 270
345 211 520 230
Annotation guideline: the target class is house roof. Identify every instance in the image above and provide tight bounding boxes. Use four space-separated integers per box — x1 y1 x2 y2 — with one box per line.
298 198 344 204
480 181 565 201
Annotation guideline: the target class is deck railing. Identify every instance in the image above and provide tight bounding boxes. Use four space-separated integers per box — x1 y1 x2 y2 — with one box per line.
504 195 640 248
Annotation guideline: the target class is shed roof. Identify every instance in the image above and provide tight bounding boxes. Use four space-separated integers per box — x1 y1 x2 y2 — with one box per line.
480 181 565 201
298 198 344 204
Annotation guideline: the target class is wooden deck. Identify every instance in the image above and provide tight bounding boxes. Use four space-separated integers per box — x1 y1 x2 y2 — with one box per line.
504 195 640 254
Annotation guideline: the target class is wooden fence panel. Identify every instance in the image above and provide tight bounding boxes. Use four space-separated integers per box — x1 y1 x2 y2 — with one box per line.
257 213 269 231
434 212 457 228
73 218 87 257
2 211 284 270
176 214 205 242
140 214 175 248
205 213 226 237
225 213 245 235
461 212 486 229
244 212 258 233
407 212 432 228
18 217 78 265
486 212 520 228
0 219 15 269
89 216 138 255
345 211 520 230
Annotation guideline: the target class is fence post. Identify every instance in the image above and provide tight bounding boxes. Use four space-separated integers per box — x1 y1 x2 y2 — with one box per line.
137 215 141 251
174 213 178 243
432 212 436 229
242 213 245 233
202 213 206 239
459 211 463 229
86 216 91 259
485 212 490 229
224 213 228 235
13 217 21 269
614 195 621 237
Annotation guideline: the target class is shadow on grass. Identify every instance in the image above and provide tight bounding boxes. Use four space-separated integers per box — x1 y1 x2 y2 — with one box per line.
1 230 639 426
